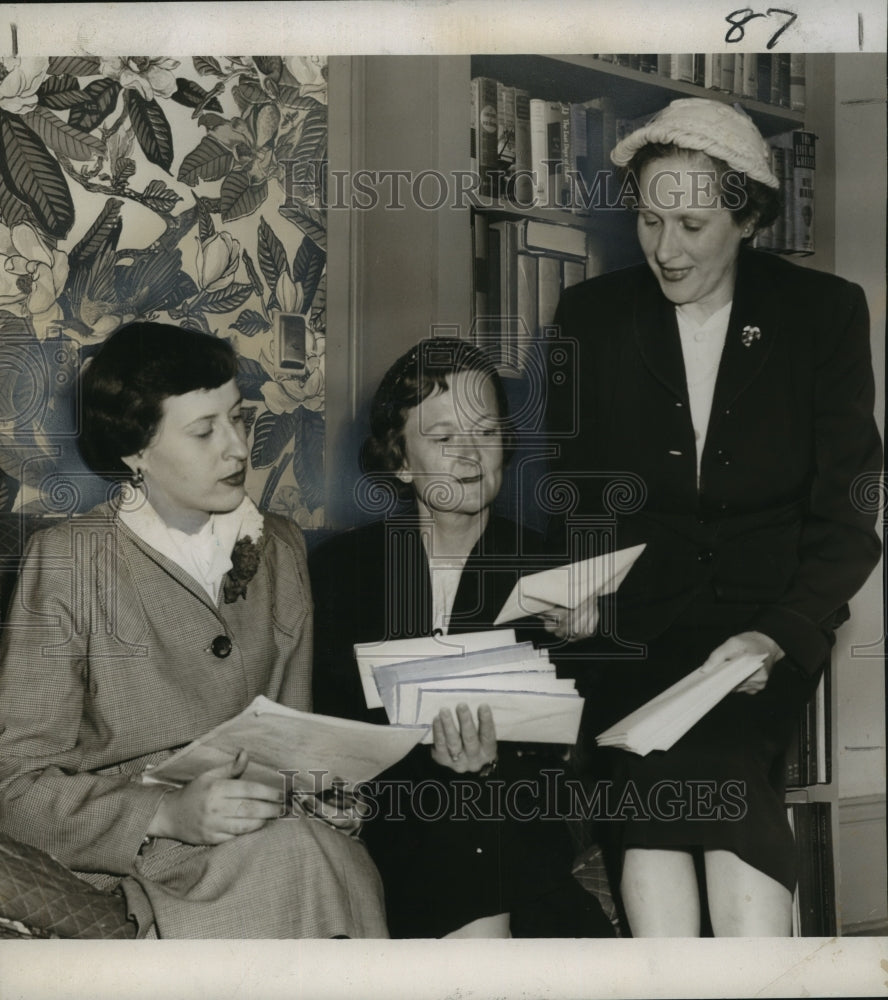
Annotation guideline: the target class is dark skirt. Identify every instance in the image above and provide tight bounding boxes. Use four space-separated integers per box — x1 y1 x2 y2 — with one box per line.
562 601 822 893
360 745 613 938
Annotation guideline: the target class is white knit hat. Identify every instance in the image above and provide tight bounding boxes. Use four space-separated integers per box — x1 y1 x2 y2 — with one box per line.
610 98 779 189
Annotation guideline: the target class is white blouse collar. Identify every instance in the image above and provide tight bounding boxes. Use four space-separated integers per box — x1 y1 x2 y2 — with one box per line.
119 495 263 603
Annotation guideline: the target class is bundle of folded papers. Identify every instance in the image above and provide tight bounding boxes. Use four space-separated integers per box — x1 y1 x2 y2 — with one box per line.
355 632 584 744
595 653 767 756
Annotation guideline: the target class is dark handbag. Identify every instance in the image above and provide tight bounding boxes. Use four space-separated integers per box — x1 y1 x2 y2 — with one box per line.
0 833 136 938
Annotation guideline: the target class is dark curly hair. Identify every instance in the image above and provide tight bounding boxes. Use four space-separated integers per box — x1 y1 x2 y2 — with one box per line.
621 142 782 236
79 321 238 481
361 337 515 498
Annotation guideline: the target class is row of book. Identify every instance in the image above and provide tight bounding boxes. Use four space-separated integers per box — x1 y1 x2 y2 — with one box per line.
471 75 814 227
785 668 830 788
472 76 641 211
472 215 602 371
788 800 836 936
753 129 816 255
593 53 806 110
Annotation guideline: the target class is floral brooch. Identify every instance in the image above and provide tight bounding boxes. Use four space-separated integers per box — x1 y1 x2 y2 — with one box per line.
741 325 762 347
222 502 266 604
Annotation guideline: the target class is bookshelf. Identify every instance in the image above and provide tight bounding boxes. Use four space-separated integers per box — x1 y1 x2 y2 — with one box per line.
326 52 847 935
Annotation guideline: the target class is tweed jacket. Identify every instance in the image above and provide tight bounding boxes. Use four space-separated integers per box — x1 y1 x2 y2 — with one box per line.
548 248 882 676
0 504 313 876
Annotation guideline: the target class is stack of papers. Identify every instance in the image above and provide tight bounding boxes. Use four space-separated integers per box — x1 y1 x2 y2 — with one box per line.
595 653 767 756
355 632 583 744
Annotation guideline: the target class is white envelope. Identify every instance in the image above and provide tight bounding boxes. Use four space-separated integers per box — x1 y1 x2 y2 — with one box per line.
414 689 584 744
354 629 517 709
494 543 647 625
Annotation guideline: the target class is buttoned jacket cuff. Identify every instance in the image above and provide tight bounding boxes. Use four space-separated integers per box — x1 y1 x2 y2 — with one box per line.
748 606 832 677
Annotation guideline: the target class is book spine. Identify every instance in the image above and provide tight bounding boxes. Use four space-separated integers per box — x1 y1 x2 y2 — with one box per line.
784 717 802 787
568 102 588 213
768 133 790 250
516 251 538 370
497 82 517 192
513 89 533 204
562 259 585 289
704 53 721 90
817 802 837 936
472 212 489 326
671 53 695 83
490 220 519 368
537 254 562 333
545 101 565 209
474 76 499 198
733 52 745 96
742 54 758 99
559 102 572 208
821 661 831 784
791 130 815 254
529 98 549 204
756 55 772 104
720 53 735 94
790 53 807 110
793 802 817 935
470 77 478 179
772 52 791 107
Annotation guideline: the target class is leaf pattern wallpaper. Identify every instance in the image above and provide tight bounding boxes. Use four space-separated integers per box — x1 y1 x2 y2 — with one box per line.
0 55 328 529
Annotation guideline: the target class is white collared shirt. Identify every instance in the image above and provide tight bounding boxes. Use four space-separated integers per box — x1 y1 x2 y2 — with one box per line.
676 300 733 482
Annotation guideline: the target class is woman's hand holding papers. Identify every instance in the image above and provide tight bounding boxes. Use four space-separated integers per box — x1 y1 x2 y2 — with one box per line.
539 594 600 642
704 631 786 695
431 703 498 773
147 750 285 845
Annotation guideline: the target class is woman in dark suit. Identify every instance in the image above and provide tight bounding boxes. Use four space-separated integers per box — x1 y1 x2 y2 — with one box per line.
545 98 882 936
0 321 387 938
310 337 613 939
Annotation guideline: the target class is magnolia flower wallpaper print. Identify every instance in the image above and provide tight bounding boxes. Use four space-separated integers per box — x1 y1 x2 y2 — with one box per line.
0 55 328 528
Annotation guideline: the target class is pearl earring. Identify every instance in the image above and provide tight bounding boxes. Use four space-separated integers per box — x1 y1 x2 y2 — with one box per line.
132 468 144 487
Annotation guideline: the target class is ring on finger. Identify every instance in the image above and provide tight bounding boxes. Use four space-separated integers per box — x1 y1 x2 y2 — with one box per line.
448 748 464 762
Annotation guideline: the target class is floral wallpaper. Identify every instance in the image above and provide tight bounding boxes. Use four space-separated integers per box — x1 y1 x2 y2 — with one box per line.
0 55 328 529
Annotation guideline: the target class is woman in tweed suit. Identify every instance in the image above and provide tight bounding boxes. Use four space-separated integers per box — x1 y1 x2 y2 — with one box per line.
0 322 387 939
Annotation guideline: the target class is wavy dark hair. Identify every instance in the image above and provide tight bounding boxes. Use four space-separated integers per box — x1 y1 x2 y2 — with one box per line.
621 142 782 236
79 321 238 481
361 337 515 498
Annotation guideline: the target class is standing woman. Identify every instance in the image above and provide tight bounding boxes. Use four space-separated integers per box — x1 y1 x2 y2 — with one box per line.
310 337 613 939
547 99 882 936
0 321 387 938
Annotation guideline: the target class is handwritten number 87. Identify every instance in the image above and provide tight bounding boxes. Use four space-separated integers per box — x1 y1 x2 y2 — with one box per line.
725 8 798 49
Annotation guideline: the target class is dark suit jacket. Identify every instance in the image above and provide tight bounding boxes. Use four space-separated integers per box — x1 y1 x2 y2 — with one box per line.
547 248 882 676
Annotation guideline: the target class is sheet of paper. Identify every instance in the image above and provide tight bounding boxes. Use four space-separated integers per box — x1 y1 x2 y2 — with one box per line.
494 544 647 624
395 668 567 723
354 629 517 709
414 689 584 744
142 695 429 792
